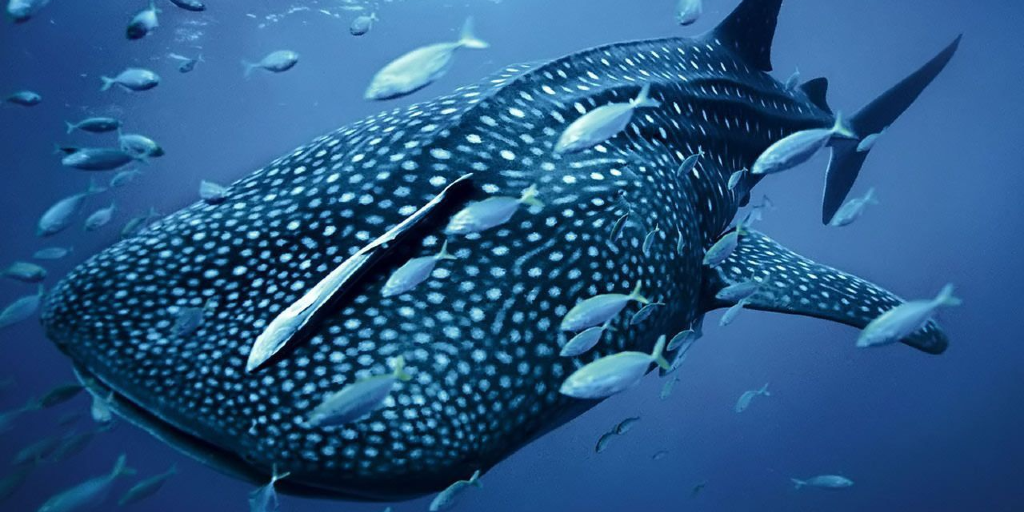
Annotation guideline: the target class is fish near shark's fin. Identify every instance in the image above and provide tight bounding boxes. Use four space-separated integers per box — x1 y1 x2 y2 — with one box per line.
708 0 783 71
822 35 962 224
798 78 832 114
700 230 948 354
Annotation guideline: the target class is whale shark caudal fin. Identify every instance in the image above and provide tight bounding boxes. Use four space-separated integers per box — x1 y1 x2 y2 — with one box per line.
700 230 949 354
707 0 783 71
822 35 962 224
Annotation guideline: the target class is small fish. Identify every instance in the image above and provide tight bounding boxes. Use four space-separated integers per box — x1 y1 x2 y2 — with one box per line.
2 261 47 283
305 356 412 427
734 382 770 413
594 431 616 454
101 68 161 92
382 241 457 297
675 0 703 26
829 188 879 227
446 185 542 235
199 180 228 204
37 454 134 512
727 168 747 191
857 128 887 152
109 168 143 188
702 221 745 267
610 212 630 241
90 393 113 425
169 53 204 73
6 0 50 23
555 83 661 153
349 13 377 36
746 195 775 224
62 148 136 171
652 450 669 460
715 275 770 303
248 467 289 512
5 90 41 106
428 470 482 512
629 302 663 325
0 465 32 503
615 416 640 435
659 376 679 400
84 203 117 231
560 322 612 358
560 282 650 332
692 480 707 497
119 133 164 158
857 284 961 348
126 1 159 40
173 299 216 337
121 207 161 239
11 435 62 466
676 228 686 255
791 475 854 490
667 328 699 371
243 50 299 78
675 150 703 177
0 286 44 330
169 0 205 12
118 465 177 506
719 299 748 327
53 144 82 155
34 383 85 409
642 224 659 256
784 67 801 91
65 117 120 134
559 335 670 399
365 17 488 101
51 430 101 463
751 113 855 176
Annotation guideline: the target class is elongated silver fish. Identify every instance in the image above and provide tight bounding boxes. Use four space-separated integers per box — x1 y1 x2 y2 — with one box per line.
37 454 134 512
42 0 960 503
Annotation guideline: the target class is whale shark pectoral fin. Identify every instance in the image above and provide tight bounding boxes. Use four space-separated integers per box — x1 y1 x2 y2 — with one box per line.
707 0 783 72
700 230 948 354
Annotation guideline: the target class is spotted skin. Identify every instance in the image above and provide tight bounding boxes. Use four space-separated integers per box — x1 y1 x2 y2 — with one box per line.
41 1 949 502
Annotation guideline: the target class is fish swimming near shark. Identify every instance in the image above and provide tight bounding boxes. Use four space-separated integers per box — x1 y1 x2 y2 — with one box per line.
41 0 960 503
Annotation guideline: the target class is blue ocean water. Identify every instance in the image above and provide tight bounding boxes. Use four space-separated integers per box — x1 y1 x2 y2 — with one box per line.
1 0 1022 511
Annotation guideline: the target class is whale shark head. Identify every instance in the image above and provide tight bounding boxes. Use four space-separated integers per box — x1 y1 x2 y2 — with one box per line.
41 0 957 501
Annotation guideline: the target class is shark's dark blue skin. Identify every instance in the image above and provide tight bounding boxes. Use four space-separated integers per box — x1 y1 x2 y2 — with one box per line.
41 0 958 502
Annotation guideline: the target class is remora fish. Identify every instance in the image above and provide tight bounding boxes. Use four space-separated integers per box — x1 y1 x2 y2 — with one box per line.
40 0 960 502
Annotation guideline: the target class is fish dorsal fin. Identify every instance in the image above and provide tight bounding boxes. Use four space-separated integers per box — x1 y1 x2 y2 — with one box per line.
798 77 832 114
700 229 949 354
709 0 783 71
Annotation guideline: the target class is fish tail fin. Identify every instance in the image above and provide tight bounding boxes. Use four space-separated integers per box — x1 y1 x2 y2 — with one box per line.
100 76 115 92
759 382 771 396
242 60 256 78
631 83 661 109
651 334 670 371
65 121 76 134
863 187 879 205
629 281 650 305
458 17 489 49
468 469 483 488
112 454 136 478
436 240 457 261
791 478 806 490
934 284 962 308
197 53 205 63
392 355 412 382
519 184 543 208
822 35 961 224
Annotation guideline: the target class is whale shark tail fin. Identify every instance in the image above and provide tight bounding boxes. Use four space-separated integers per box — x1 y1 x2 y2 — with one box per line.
822 35 962 224
709 0 782 72
701 229 949 354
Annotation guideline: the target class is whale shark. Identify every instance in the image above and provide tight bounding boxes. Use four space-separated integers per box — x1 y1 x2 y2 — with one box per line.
41 0 959 501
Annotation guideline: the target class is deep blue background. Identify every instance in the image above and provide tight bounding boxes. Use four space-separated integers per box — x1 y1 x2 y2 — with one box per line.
2 0 1022 511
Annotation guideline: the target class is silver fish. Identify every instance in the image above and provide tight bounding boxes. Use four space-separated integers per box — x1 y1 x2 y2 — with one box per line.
199 180 229 205
428 470 482 512
101 68 160 92
65 117 121 134
857 129 887 152
659 376 679 400
719 299 748 327
305 357 411 427
791 475 854 490
37 454 134 512
6 0 50 23
2 261 47 283
556 84 661 153
118 133 164 158
610 212 630 241
675 0 703 26
642 224 660 256
169 0 205 12
4 90 41 106
715 275 770 303
615 416 640 435
702 223 745 267
34 382 85 409
829 188 878 227
446 185 542 235
62 148 136 171
84 203 117 231
381 241 457 297
0 286 44 330
109 168 143 188
857 284 960 348
784 67 801 91
126 1 159 40
734 382 770 413
243 50 299 78
365 17 488 100
90 393 113 425
595 431 616 454
630 302 663 325
169 53 204 73
118 465 177 506
248 467 289 512
559 335 670 399
727 168 747 191
675 150 703 177
349 13 377 36
560 322 612 358
751 114 855 175
560 282 649 332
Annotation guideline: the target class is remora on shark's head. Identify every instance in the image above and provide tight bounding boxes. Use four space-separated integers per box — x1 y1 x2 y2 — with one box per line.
41 0 959 501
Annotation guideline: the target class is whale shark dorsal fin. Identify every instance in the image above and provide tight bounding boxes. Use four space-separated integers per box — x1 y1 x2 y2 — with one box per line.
798 78 832 114
700 230 949 354
709 0 783 71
